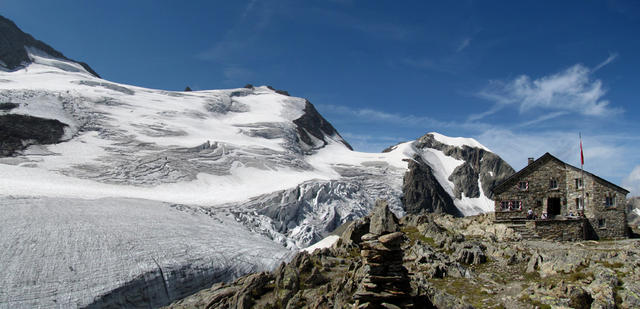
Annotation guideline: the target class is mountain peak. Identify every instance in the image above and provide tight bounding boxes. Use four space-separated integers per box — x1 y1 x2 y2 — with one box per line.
0 15 99 77
427 132 490 151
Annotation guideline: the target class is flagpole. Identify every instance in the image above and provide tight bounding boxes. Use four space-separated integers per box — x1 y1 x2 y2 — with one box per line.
580 133 585 214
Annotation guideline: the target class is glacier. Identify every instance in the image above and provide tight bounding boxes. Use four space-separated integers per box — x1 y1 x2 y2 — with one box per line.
0 46 512 307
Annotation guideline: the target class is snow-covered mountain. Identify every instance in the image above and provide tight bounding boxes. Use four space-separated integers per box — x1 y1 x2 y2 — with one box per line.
628 197 640 229
0 15 513 308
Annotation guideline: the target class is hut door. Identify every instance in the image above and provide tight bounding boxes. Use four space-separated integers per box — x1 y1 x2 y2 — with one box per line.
547 198 561 216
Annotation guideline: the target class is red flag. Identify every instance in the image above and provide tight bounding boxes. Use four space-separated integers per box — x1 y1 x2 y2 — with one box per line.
580 138 584 166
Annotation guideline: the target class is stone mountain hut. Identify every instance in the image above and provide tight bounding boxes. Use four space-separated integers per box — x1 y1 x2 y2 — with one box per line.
491 153 629 240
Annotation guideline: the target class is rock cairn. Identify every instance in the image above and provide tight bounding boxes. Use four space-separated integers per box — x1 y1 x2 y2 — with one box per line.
354 200 413 308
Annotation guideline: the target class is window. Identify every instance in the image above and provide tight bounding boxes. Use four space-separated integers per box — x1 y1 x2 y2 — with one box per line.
575 178 583 188
605 193 616 207
575 197 583 209
518 181 529 191
549 178 558 189
500 200 522 211
598 218 606 228
536 200 542 207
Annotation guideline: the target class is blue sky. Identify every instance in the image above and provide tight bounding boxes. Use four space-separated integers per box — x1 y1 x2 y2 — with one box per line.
2 0 639 195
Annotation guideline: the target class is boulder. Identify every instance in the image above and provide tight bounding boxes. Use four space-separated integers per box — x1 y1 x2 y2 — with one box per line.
341 217 370 246
454 242 487 265
369 200 399 235
526 252 543 273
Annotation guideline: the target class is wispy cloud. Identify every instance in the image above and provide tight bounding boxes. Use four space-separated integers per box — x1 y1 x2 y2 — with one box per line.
352 21 410 40
198 39 249 62
222 66 254 83
402 58 449 73
623 165 640 196
241 0 258 19
456 37 471 52
517 111 568 127
474 59 623 120
592 52 618 72
341 132 407 142
295 7 413 41
401 37 474 74
341 132 410 152
476 129 630 179
197 0 275 62
318 104 448 128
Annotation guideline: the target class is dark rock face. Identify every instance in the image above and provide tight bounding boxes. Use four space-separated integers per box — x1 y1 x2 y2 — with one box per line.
0 102 18 110
450 163 479 199
0 114 67 156
265 85 289 96
293 100 353 151
402 156 462 217
413 133 514 199
0 15 99 77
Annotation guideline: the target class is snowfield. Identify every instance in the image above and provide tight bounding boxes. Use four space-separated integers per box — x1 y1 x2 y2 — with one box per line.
0 197 291 308
302 235 340 253
429 131 491 152
0 50 501 307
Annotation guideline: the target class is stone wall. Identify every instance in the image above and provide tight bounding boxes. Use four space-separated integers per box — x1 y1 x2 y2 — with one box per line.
566 168 588 215
494 210 526 221
494 157 629 240
494 159 567 218
533 219 586 241
586 177 628 239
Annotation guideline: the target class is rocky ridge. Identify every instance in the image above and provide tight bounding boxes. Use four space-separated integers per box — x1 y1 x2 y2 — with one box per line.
413 133 515 201
0 15 99 77
401 133 515 217
167 200 640 309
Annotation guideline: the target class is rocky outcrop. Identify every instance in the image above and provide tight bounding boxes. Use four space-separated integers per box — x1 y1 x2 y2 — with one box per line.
453 242 487 265
0 102 18 110
166 249 361 309
401 133 514 217
413 133 514 199
167 201 640 309
368 200 400 235
402 156 462 217
0 15 99 77
293 100 353 151
0 114 67 156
